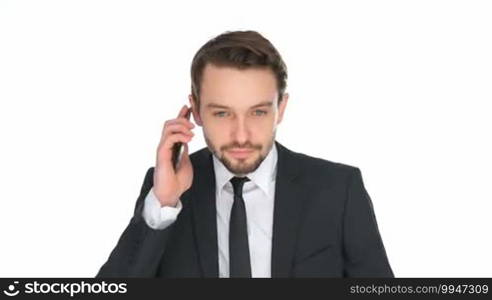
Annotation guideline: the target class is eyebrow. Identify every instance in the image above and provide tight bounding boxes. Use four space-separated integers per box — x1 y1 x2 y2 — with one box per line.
206 101 273 109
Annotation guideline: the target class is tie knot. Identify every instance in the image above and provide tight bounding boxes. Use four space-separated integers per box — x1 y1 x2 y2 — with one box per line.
230 176 250 196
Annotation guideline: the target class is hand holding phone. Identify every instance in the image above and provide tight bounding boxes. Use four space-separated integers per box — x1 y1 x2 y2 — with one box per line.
153 105 195 207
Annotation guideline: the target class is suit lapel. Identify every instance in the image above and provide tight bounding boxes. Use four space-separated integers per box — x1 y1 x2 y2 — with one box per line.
271 141 303 277
190 149 219 277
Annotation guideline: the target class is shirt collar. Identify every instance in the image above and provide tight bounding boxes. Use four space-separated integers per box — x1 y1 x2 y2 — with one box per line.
213 142 278 197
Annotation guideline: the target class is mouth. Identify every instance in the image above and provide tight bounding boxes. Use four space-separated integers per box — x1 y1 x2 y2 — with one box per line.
227 148 254 159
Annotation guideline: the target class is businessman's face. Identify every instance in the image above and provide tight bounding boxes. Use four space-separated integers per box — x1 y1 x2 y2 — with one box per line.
190 63 288 176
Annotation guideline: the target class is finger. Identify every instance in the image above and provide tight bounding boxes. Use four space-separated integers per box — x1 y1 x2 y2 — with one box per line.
161 133 192 150
161 122 194 140
165 124 194 135
161 120 193 138
166 118 195 129
163 124 194 139
177 105 189 118
162 119 194 137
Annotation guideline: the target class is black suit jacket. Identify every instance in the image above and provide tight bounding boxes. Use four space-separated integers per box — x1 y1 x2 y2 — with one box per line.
97 141 393 277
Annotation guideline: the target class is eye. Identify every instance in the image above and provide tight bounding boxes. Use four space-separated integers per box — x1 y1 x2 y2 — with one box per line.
213 111 228 117
252 109 267 116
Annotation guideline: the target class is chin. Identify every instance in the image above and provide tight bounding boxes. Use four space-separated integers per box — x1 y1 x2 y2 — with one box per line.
221 152 264 175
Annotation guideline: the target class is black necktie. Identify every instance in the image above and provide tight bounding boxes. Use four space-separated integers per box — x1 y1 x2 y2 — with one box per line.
229 176 252 278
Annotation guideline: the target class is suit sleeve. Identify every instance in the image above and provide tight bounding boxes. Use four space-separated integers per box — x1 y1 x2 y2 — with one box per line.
342 168 394 277
96 167 176 277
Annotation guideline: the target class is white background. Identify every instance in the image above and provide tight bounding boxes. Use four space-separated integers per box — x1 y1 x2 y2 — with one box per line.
1 0 491 277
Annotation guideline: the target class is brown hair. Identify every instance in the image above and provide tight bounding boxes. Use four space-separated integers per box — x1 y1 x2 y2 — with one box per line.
190 30 288 108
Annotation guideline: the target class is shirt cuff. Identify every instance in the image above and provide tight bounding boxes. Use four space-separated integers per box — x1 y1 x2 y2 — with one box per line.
142 187 183 230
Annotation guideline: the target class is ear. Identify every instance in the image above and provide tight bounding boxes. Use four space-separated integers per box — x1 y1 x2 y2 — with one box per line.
276 92 289 125
188 94 203 126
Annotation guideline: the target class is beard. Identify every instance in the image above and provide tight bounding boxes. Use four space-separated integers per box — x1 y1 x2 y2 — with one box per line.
204 132 276 176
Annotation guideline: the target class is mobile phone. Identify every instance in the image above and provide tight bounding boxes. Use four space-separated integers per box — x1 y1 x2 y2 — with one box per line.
171 108 191 170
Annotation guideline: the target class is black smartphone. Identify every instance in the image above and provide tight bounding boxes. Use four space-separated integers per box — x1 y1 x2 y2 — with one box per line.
171 108 191 171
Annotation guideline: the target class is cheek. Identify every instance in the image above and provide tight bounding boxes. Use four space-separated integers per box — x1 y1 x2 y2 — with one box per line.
250 117 275 135
203 121 230 141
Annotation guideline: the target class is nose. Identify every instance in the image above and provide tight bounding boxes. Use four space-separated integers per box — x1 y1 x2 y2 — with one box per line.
231 117 250 146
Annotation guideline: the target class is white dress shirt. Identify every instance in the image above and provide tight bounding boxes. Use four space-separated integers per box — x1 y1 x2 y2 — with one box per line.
142 144 278 278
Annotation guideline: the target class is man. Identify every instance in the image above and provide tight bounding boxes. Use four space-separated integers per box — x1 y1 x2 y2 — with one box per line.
96 30 393 278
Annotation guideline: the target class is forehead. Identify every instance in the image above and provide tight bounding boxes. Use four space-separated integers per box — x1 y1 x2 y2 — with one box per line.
200 63 278 108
